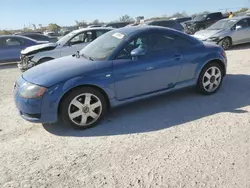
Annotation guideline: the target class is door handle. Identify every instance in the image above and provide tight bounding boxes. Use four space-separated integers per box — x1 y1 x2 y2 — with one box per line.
174 54 183 60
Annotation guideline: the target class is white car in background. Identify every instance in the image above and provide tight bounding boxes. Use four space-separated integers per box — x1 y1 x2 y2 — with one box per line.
18 27 113 71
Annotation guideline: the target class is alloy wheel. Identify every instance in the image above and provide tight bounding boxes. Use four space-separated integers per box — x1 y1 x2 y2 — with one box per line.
68 93 102 126
202 66 222 92
221 38 230 50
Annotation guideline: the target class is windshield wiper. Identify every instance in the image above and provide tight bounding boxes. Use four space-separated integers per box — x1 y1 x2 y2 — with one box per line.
81 53 93 61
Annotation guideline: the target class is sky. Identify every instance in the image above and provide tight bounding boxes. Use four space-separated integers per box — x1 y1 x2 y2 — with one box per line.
1 0 250 29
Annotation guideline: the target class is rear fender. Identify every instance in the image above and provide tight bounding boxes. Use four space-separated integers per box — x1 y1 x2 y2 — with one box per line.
194 52 225 81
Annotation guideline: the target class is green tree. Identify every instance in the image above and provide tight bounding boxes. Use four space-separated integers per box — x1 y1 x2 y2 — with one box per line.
234 7 249 14
171 12 184 18
23 27 33 32
75 20 88 28
48 23 61 32
119 15 134 22
0 30 11 35
91 19 102 25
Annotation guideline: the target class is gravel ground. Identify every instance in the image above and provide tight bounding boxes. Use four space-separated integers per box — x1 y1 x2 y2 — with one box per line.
0 45 250 188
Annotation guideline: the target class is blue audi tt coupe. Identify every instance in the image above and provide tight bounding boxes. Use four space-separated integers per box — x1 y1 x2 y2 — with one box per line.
14 26 227 129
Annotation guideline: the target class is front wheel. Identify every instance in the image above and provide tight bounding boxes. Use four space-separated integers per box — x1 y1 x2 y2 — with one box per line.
219 38 232 50
60 87 107 130
197 63 223 95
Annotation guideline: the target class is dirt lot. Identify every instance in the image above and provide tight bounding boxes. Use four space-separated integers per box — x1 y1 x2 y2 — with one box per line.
0 45 250 188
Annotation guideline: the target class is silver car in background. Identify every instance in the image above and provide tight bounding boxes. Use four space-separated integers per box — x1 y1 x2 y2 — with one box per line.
18 27 113 71
194 16 250 50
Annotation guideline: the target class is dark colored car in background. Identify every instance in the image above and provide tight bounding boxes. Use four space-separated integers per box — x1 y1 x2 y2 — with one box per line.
183 12 227 34
0 35 47 63
143 20 184 32
14 32 58 43
87 25 103 28
103 21 131 28
170 17 192 23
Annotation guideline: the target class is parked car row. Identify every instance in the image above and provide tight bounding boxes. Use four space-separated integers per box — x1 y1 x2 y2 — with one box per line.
193 16 250 50
1 13 250 65
14 32 58 43
183 12 228 34
0 32 59 63
0 35 48 63
18 27 113 70
14 25 227 130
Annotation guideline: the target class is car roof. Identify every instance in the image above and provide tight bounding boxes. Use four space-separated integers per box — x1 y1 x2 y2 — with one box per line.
74 27 114 34
0 35 35 39
112 25 177 36
144 19 176 24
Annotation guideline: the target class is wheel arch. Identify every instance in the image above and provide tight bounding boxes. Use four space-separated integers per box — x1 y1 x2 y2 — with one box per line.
197 59 226 82
37 57 54 64
218 36 232 46
58 84 111 116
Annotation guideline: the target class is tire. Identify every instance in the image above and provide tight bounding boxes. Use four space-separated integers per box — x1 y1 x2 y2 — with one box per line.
37 57 54 65
60 87 108 130
197 62 224 95
218 37 232 50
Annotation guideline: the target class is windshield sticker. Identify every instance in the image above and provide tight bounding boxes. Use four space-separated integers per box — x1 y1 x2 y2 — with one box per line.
112 32 125 39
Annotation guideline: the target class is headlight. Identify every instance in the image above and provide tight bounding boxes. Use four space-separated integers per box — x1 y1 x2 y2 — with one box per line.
21 55 34 62
20 83 47 99
207 37 220 42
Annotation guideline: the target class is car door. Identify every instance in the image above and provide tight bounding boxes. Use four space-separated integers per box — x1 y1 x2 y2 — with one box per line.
112 32 183 100
0 37 25 62
205 13 221 28
60 31 95 57
112 34 156 100
231 18 250 44
145 32 183 92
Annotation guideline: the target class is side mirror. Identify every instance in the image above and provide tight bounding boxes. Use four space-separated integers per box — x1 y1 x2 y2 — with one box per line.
236 25 242 31
130 48 146 57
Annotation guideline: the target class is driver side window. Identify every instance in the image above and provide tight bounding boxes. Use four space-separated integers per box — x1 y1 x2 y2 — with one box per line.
69 31 94 45
115 34 150 59
236 19 249 29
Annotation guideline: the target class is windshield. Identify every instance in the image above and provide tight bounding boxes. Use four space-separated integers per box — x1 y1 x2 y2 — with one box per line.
207 19 237 30
80 30 125 61
193 14 207 21
56 30 78 45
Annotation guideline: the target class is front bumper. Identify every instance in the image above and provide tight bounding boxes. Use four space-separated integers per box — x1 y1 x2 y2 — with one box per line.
18 55 36 71
184 25 199 34
17 61 34 71
14 76 60 123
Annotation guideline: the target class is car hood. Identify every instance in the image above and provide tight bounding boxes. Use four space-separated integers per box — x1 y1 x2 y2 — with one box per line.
21 42 57 56
22 55 97 87
194 29 224 40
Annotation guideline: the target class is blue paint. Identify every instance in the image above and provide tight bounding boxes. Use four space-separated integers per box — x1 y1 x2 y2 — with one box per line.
14 26 227 123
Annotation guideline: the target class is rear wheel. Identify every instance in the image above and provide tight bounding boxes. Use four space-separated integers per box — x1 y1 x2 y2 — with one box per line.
60 87 107 130
197 62 223 95
219 37 232 50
